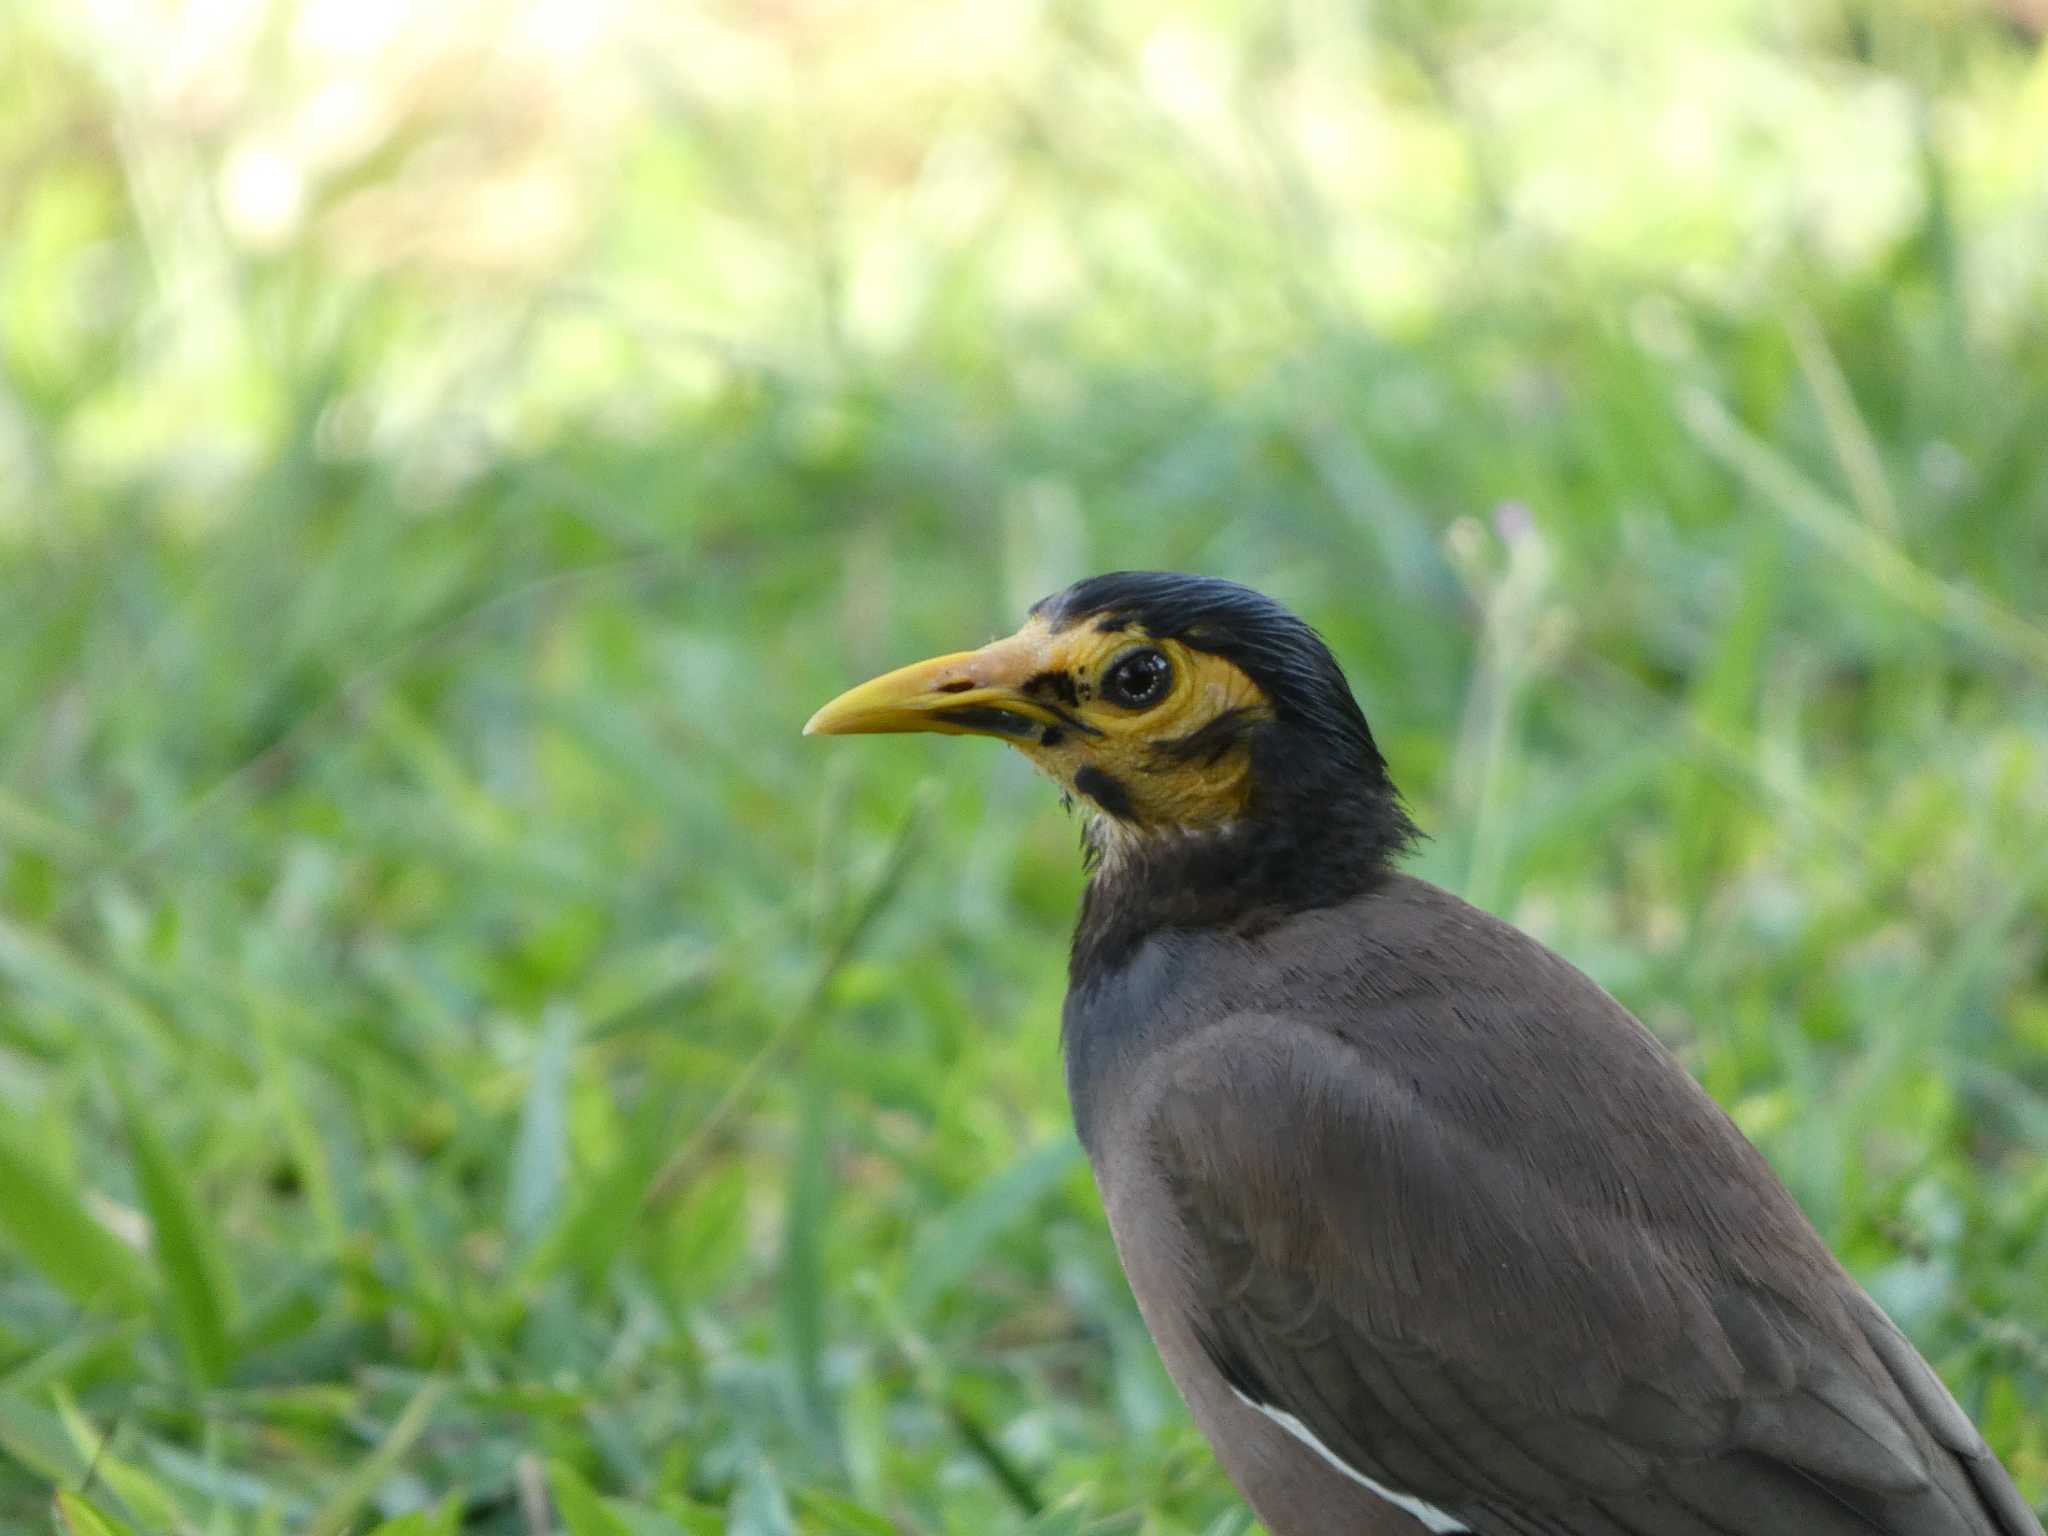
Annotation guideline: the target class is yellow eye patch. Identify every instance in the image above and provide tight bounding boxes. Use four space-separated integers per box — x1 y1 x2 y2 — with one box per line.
802 610 1276 834
1011 621 1272 831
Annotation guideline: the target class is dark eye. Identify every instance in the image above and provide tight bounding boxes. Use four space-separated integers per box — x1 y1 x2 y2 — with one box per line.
1102 647 1173 709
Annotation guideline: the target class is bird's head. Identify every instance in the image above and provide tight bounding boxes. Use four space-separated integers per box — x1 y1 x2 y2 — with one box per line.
807 573 1416 956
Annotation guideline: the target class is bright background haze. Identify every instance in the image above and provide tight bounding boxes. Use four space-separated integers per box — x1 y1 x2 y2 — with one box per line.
1 0 2045 1531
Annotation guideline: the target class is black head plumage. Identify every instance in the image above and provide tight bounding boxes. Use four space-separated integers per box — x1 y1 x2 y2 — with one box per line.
1034 572 1392 787
1035 572 1421 981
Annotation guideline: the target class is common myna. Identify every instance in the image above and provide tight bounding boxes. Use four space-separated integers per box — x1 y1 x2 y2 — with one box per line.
806 571 2042 1536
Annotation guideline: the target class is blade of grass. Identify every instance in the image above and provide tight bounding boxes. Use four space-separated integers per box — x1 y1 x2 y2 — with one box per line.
726 1457 796 1536
302 1379 447 1536
0 787 102 865
792 1489 899 1536
0 1392 91 1486
1840 837 2048 1118
1681 387 2048 675
255 1002 348 1258
142 1437 294 1516
369 1138 462 1337
0 915 173 1056
547 1459 636 1536
55 1387 193 1534
0 1121 151 1312
54 1492 138 1536
508 1003 576 1249
866 1283 1046 1517
521 1093 678 1289
364 1500 462 1536
0 1320 146 1397
116 1079 236 1385
942 1397 1043 1518
782 1063 834 1454
100 552 680 890
901 1140 1081 1319
1787 308 1901 536
645 791 931 1207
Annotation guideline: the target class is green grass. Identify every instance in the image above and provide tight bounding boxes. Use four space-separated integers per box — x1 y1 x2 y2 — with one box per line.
2 0 2046 1530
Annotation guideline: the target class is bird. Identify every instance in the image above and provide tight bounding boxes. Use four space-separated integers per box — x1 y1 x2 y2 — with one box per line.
804 570 2043 1536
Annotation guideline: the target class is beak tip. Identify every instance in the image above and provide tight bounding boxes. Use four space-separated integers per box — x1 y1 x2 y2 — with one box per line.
804 644 1035 741
804 698 863 736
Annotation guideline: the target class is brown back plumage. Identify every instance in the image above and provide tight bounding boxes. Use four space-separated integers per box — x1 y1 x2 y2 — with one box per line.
1069 874 2043 1536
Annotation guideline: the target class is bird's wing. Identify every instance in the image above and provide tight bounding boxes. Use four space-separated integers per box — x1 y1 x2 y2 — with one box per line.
1145 1015 2041 1536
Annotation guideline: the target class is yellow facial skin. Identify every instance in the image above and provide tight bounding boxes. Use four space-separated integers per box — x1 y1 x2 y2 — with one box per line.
806 614 1271 833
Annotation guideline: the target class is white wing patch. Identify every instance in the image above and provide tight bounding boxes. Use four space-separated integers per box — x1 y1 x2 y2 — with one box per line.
1230 1387 1472 1534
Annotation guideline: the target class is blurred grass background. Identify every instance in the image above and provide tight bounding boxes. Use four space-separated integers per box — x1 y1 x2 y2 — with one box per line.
2 0 2047 1530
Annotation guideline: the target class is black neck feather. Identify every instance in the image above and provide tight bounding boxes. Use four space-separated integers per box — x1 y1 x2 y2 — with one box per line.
1035 572 1420 988
1068 720 1418 988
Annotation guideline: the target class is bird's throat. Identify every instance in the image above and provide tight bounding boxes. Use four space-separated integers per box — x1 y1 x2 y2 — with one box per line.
1068 798 1409 988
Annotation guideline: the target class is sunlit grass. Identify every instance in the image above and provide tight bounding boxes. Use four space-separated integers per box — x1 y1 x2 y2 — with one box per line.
1 0 2045 1531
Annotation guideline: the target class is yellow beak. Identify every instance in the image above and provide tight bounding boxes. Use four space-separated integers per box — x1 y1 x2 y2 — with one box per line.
804 632 1063 740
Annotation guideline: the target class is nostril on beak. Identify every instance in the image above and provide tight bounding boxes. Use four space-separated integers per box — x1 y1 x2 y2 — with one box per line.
936 679 975 694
